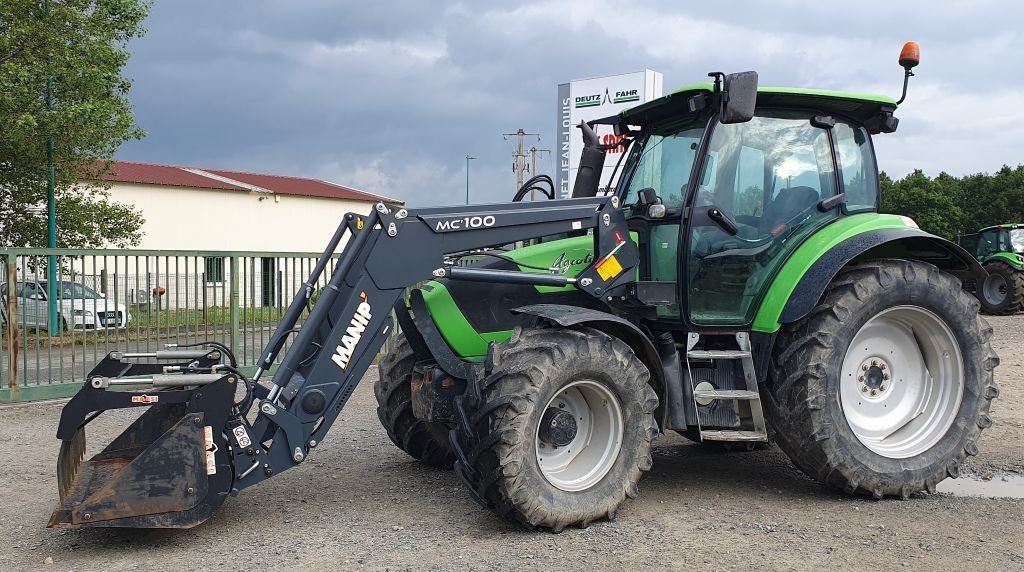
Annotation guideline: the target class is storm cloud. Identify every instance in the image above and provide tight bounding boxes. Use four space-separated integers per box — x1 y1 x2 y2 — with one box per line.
118 0 1024 206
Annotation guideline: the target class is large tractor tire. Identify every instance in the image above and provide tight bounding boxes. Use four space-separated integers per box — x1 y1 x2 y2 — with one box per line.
374 333 458 467
452 326 658 531
766 259 1000 499
979 261 1024 315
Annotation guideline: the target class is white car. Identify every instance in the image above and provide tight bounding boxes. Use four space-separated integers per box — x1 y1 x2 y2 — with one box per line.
0 280 131 331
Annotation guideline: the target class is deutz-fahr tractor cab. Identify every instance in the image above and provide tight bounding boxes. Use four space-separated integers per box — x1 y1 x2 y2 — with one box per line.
958 224 1024 314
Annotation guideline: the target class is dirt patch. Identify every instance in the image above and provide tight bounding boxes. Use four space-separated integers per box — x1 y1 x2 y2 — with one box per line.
1 316 1022 571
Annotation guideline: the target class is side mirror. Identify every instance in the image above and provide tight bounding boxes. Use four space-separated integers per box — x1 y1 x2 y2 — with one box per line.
720 71 758 124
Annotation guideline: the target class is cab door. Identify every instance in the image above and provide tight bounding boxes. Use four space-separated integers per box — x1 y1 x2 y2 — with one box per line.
685 112 841 326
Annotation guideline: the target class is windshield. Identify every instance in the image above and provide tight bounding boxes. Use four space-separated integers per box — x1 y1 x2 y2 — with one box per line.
41 282 103 300
621 123 707 216
1010 229 1024 254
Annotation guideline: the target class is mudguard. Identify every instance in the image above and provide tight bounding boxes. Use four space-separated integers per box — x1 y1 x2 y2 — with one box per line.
511 304 666 416
778 229 985 325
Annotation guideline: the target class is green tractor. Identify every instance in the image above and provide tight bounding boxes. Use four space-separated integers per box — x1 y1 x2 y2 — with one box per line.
49 43 1000 533
957 224 1024 314
375 46 998 527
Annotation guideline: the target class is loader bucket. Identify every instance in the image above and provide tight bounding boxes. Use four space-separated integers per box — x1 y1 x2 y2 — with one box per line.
48 370 237 529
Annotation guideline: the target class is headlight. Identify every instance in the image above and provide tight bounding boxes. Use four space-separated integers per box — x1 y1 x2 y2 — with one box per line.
72 309 90 316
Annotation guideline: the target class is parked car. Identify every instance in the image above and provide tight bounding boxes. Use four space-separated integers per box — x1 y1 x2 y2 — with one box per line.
0 280 131 331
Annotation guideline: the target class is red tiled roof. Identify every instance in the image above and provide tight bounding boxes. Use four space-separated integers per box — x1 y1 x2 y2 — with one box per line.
92 160 400 203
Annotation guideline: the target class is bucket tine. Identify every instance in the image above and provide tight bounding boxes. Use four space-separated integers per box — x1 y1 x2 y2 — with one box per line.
57 428 86 503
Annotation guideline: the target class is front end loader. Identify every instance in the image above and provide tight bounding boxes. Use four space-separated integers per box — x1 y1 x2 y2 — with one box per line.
50 43 1000 532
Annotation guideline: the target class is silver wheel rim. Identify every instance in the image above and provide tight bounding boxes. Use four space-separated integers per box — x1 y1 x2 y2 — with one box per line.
983 273 1007 305
536 380 623 491
840 306 964 459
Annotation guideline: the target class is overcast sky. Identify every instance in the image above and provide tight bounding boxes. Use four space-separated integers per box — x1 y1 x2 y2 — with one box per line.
117 0 1024 206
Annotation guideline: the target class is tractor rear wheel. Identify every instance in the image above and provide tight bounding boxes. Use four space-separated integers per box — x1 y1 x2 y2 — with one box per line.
766 259 999 498
375 333 457 467
452 326 658 531
979 261 1024 314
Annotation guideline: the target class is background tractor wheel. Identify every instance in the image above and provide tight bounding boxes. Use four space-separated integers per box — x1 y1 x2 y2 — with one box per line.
979 261 1024 314
766 259 999 499
375 333 457 467
451 326 658 531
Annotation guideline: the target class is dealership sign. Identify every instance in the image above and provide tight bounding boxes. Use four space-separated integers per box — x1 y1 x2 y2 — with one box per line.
556 70 663 199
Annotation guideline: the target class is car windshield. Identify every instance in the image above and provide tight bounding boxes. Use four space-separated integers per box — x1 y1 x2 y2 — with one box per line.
41 282 103 300
1010 229 1024 254
621 121 708 216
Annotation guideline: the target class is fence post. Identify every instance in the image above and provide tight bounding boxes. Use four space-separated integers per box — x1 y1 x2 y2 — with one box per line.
229 256 240 360
5 259 20 399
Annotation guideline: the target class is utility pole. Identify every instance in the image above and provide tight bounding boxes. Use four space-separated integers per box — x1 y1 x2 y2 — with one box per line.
465 155 475 205
503 129 539 193
528 146 551 200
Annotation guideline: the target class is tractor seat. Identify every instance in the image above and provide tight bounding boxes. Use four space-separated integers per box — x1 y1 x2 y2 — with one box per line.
761 186 819 233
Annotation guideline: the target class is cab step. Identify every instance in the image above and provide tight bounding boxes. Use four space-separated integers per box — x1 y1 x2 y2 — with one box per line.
692 389 759 400
699 430 768 441
685 332 769 444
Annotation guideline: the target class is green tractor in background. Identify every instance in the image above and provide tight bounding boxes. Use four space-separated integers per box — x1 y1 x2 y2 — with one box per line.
957 224 1024 314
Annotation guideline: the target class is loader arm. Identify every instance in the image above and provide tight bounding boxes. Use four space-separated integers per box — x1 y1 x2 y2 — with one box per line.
237 196 638 490
49 195 639 528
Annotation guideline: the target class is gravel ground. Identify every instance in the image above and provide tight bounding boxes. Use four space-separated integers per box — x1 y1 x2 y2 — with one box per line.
1 316 1021 571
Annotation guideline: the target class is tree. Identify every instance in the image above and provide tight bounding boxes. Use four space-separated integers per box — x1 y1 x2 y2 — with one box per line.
880 169 962 239
0 0 149 248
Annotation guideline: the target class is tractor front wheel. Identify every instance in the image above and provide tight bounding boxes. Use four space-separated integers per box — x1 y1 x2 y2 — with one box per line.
375 333 458 467
979 261 1024 314
452 326 658 531
766 259 999 498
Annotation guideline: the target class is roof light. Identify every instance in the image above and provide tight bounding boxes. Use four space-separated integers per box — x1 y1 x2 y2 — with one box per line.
899 42 920 70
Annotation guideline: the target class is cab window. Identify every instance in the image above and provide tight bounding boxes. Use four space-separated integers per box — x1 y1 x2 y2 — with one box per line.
834 122 878 212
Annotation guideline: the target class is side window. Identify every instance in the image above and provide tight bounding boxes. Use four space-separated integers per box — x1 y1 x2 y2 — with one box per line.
834 122 878 211
625 126 705 213
204 257 225 283
20 283 36 299
977 231 998 257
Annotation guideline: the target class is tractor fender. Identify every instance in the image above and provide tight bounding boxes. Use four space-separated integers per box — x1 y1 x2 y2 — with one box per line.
778 228 986 325
511 303 667 421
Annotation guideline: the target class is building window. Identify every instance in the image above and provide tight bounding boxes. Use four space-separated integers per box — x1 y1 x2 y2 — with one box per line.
204 257 225 283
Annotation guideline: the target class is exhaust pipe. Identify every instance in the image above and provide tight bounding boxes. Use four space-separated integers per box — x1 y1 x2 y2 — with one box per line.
571 121 605 198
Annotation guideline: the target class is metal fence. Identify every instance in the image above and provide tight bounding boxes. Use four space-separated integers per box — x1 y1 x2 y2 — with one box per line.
0 248 347 402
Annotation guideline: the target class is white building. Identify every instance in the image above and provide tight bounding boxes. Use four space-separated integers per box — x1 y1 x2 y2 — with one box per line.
96 160 399 252
58 161 403 309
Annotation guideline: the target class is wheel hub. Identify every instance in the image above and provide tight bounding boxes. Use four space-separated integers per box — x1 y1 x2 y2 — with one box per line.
539 407 578 447
857 358 892 397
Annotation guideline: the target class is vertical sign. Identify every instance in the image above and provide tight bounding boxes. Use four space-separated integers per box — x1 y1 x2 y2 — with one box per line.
556 70 663 199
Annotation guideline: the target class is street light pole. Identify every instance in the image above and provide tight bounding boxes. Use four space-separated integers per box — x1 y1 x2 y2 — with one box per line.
465 155 475 205
45 0 59 334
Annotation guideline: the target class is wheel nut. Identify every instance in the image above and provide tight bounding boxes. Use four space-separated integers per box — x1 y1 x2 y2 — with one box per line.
862 364 869 371
879 385 886 391
871 360 878 367
858 375 865 382
883 373 891 381
870 389 877 396
861 386 868 392
880 364 887 370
